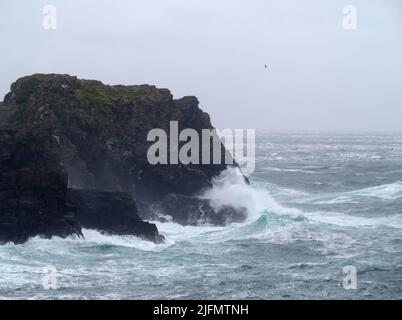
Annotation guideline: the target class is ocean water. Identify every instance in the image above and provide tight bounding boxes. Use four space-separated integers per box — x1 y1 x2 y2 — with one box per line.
1 132 402 299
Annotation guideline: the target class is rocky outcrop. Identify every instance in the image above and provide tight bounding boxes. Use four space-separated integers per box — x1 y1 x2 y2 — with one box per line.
67 189 164 243
0 74 246 244
2 74 230 196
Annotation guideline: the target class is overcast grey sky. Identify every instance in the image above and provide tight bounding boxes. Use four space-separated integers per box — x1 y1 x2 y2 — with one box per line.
1 0 401 131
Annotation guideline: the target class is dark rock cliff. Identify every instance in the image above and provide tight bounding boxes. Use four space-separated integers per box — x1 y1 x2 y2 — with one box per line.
0 74 245 244
67 189 164 243
0 120 81 244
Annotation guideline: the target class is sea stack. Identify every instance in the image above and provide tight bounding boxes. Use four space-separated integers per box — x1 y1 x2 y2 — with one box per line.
0 74 246 244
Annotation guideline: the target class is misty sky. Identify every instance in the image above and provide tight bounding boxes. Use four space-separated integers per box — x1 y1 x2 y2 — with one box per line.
0 0 401 131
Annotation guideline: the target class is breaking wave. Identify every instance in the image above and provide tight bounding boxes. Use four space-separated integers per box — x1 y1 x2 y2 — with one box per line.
345 181 402 200
199 167 300 221
195 168 402 236
311 181 402 205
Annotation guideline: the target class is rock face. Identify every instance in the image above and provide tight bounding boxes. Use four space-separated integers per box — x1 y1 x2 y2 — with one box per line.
0 119 81 244
67 189 164 243
0 74 246 244
150 194 246 226
2 74 230 195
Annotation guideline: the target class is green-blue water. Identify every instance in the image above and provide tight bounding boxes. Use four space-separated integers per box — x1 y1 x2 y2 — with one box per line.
1 132 402 299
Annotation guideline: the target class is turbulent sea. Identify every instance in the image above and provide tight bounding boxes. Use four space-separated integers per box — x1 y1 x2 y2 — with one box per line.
1 132 402 299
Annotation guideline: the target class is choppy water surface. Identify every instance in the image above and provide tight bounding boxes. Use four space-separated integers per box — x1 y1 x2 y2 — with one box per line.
1 132 402 299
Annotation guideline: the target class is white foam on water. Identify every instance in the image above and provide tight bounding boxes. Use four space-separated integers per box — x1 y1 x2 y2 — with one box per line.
313 196 358 204
345 181 402 200
262 167 316 174
299 210 402 229
304 182 402 205
80 229 174 251
154 220 228 243
0 229 174 253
